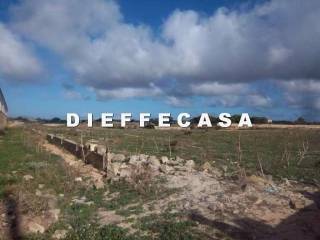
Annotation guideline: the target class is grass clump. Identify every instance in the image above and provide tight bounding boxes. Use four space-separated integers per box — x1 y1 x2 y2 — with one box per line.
135 212 205 240
65 224 137 240
51 126 320 182
104 177 178 213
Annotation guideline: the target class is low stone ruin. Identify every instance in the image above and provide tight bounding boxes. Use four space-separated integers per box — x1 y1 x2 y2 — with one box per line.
107 152 196 180
46 134 196 179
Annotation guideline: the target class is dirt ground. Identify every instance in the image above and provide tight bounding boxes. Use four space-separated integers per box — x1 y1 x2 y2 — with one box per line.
1 127 320 239
43 140 320 240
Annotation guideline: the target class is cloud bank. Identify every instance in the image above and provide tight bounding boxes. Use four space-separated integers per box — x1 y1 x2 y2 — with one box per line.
0 0 320 118
0 23 43 83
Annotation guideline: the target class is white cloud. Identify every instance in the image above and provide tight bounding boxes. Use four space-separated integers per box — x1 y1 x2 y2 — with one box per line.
191 82 249 96
10 0 320 87
165 96 190 107
279 80 320 93
0 23 43 83
3 0 320 115
189 82 271 108
315 98 320 110
279 79 320 118
95 84 163 100
208 93 272 108
9 0 121 53
247 94 272 108
63 90 83 100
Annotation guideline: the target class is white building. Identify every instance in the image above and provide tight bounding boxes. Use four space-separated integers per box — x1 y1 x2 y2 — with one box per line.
0 87 8 131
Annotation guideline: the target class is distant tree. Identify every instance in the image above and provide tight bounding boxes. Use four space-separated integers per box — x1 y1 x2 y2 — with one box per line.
149 117 175 125
295 117 306 124
190 116 200 125
190 115 218 125
230 114 242 123
168 116 176 124
150 118 159 125
46 117 66 124
50 117 62 123
36 117 45 123
251 116 268 124
273 120 294 125
145 123 155 129
14 116 30 122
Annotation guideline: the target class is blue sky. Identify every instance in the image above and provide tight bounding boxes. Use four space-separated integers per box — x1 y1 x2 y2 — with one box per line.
0 0 319 120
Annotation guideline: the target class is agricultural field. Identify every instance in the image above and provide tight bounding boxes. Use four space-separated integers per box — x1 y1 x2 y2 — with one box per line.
0 124 320 239
1 127 213 240
41 124 320 183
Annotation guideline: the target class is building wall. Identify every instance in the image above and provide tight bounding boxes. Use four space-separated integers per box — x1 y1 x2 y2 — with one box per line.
0 111 7 131
0 88 8 131
46 134 107 171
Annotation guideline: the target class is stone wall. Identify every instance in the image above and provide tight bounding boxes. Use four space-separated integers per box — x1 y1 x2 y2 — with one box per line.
0 111 7 132
46 133 196 180
86 151 107 170
46 134 106 171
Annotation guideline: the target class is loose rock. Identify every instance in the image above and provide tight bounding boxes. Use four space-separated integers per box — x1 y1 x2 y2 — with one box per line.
52 229 67 239
148 156 161 170
202 162 213 173
109 162 121 176
129 155 140 165
160 165 174 174
23 175 34 181
176 156 185 164
160 156 169 164
185 160 195 169
49 209 61 221
289 198 306 210
96 145 107 155
75 177 82 182
35 190 42 196
139 154 149 162
28 222 45 234
119 166 132 178
111 154 126 162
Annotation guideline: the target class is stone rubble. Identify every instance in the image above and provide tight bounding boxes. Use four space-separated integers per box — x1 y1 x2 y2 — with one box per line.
46 133 199 184
28 222 45 234
107 153 197 181
74 177 83 182
49 209 61 221
43 134 320 239
52 229 68 239
23 175 34 181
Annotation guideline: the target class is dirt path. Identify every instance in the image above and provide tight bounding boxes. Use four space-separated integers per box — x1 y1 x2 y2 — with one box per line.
163 170 320 239
43 143 105 189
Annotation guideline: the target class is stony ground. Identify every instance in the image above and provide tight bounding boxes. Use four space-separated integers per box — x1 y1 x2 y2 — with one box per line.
0 127 320 239
41 124 320 184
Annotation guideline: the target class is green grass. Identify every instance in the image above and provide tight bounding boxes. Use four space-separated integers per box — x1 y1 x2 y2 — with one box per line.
2 126 319 239
134 211 231 240
65 224 138 240
25 224 139 240
0 128 141 239
46 126 320 182
0 129 125 239
0 128 198 239
0 128 63 198
89 177 178 219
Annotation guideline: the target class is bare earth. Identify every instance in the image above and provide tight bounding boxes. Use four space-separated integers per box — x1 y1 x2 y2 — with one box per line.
43 140 320 240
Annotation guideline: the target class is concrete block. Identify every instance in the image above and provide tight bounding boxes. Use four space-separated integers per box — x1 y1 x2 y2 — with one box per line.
62 139 78 155
86 151 106 170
